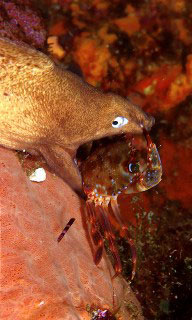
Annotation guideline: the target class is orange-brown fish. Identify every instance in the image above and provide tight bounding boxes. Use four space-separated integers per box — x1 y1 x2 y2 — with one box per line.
80 131 162 279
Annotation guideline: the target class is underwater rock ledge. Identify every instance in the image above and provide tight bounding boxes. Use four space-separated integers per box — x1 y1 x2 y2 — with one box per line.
0 146 143 320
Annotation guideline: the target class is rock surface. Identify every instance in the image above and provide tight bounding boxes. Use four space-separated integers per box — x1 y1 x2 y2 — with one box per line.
0 147 143 319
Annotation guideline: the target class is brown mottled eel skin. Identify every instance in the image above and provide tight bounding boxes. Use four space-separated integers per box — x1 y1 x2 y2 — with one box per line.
0 37 154 194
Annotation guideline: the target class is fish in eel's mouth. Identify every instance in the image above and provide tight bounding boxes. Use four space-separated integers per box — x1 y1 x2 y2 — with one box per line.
76 134 126 164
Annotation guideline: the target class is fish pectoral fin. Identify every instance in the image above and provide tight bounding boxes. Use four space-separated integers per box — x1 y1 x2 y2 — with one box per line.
39 144 82 194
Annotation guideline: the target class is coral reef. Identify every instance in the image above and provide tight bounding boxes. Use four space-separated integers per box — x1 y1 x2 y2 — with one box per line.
0 0 46 47
1 0 192 318
44 0 192 318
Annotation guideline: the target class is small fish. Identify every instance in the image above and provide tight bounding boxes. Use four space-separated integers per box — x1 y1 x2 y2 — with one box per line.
80 131 162 279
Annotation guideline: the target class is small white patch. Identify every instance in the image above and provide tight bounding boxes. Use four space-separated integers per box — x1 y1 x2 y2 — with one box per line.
112 116 128 128
38 301 45 307
29 168 46 182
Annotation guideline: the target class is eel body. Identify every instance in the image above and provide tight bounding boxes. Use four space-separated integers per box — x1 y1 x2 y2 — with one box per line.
0 37 154 193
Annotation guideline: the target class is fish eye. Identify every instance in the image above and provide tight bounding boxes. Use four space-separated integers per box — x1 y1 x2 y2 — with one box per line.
112 116 128 128
128 163 140 173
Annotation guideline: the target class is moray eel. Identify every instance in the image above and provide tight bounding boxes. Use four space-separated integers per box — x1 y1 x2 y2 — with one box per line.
0 37 154 194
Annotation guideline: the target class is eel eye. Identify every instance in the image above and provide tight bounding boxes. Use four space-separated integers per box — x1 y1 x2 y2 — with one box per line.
112 116 128 128
128 163 140 173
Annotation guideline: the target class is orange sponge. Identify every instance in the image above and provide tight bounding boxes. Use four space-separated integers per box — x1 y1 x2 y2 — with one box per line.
0 147 142 319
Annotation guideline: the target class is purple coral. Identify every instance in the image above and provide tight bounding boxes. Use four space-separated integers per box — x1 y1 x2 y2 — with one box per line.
91 309 116 320
0 0 46 48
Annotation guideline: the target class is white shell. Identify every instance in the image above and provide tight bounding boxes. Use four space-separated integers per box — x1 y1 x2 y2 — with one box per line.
112 116 128 128
29 168 46 182
38 301 45 307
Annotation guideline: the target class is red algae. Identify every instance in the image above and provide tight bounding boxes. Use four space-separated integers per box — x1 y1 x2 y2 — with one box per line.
160 135 192 209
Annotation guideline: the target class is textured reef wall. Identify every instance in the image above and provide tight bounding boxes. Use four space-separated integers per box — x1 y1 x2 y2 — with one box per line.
0 147 143 319
1 0 192 319
45 1 192 318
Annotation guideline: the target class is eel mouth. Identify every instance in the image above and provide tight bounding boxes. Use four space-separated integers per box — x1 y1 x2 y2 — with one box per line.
76 134 127 164
76 132 150 170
